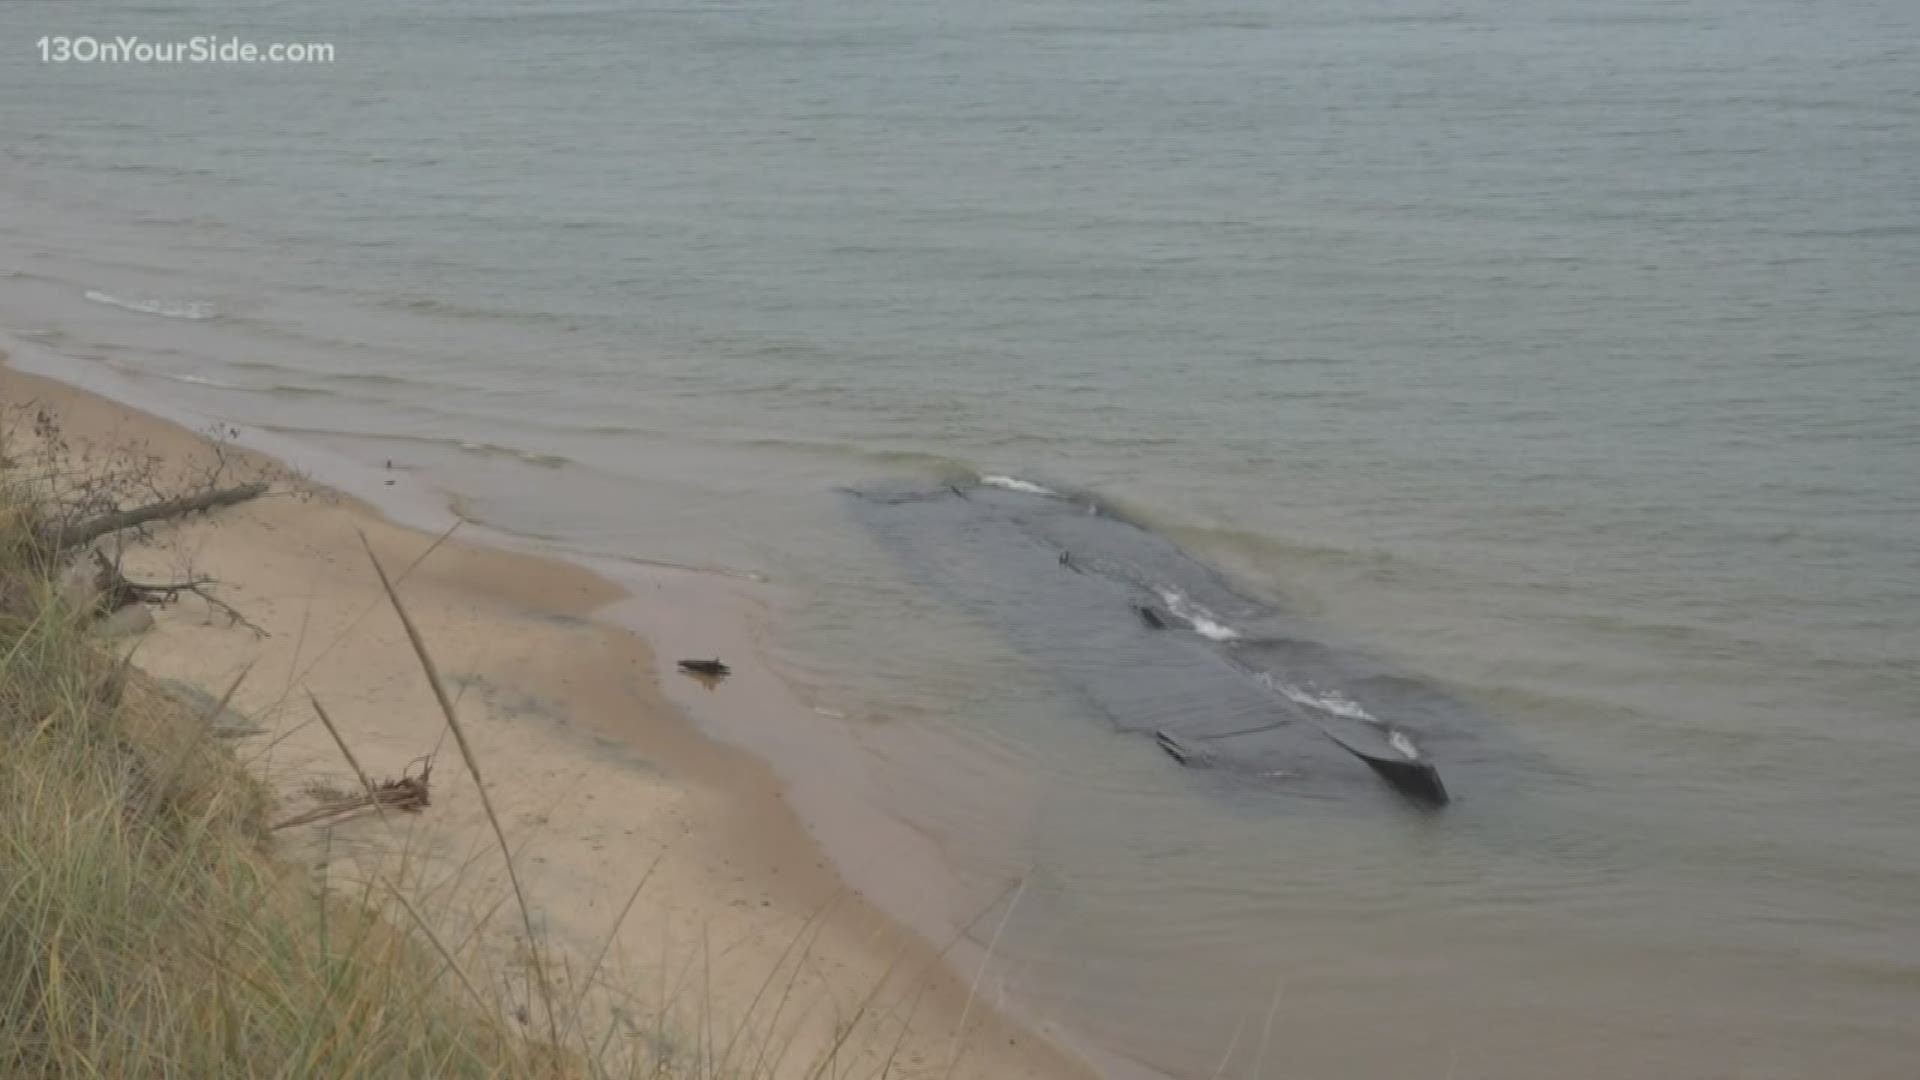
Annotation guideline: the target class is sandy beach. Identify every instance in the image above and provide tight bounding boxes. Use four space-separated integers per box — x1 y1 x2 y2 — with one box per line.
9 1 1920 1072
0 358 1098 1080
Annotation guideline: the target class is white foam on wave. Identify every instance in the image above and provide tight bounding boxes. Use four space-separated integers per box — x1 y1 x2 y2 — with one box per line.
1156 588 1243 642
84 289 217 321
980 474 1057 496
1257 672 1378 722
1388 731 1420 759
152 372 264 391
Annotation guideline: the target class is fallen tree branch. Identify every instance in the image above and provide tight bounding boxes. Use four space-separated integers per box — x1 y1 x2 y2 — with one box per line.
90 550 270 638
113 575 218 599
272 757 434 830
166 581 268 638
46 480 270 551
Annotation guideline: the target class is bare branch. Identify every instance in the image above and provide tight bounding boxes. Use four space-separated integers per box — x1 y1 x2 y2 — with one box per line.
91 549 270 638
271 756 434 830
44 481 270 552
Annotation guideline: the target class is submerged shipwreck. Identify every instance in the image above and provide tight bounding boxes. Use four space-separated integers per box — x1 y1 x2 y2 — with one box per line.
852 477 1469 809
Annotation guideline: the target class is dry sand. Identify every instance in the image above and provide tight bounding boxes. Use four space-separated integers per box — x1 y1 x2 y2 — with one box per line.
1 361 1098 1080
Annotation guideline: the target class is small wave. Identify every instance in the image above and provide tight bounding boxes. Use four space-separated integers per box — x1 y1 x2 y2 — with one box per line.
980 474 1058 497
456 441 571 468
323 371 428 388
154 372 316 394
377 294 566 327
228 360 447 394
729 437 971 478
106 368 334 397
156 373 260 390
83 290 217 321
256 424 572 469
1156 588 1243 642
1257 672 1379 722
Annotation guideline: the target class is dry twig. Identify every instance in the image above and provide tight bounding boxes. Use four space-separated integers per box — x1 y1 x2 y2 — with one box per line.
271 756 434 830
90 549 268 637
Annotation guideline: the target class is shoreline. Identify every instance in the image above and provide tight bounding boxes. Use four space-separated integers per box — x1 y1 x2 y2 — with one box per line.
0 351 1104 1080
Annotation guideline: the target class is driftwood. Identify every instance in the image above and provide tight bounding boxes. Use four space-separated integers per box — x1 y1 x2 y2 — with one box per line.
46 480 269 552
272 757 434 830
90 549 268 637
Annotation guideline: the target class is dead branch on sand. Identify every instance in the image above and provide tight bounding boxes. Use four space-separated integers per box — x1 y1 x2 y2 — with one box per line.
272 756 434 830
2 408 289 634
47 480 269 552
90 549 269 638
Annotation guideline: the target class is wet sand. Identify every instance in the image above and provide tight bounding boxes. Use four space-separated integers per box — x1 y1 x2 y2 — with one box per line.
0 359 1099 1080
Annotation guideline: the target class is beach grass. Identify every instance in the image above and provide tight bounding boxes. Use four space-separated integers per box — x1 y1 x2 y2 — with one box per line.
0 485 586 1076
0 500 938 1080
0 391 1035 1080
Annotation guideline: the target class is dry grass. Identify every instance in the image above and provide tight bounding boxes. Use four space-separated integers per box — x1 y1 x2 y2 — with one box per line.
0 505 543 1076
0 455 1023 1079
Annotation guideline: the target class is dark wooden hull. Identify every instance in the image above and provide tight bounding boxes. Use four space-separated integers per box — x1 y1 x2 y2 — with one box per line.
1349 749 1449 807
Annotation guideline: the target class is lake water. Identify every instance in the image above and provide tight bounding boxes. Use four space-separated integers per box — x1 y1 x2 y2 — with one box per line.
3 1 1918 1075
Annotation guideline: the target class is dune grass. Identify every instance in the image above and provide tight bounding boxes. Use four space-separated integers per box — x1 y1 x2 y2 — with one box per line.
0 500 571 1076
0 457 1021 1079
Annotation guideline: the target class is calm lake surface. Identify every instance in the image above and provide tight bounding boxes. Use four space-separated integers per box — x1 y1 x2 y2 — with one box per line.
3 1 1917 1075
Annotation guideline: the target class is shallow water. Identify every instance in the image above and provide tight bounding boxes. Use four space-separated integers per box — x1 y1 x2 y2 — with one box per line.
4 0 1919 1075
